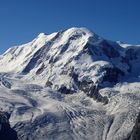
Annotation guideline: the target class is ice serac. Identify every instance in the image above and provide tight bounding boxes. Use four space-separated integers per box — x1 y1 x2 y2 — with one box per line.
0 27 140 140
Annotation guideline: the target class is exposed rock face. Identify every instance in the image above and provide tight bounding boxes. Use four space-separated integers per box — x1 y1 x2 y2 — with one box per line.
103 67 125 83
129 113 140 140
121 48 138 72
45 80 53 88
100 40 120 58
58 85 75 94
125 48 138 61
88 85 108 104
0 112 17 140
36 63 45 75
0 76 12 89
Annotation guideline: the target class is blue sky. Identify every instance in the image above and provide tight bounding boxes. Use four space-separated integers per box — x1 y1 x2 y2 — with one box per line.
0 0 140 53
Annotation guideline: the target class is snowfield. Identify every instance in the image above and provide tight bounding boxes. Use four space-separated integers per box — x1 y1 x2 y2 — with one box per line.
0 27 139 140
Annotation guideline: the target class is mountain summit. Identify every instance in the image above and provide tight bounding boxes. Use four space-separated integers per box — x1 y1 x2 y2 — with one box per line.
0 27 140 140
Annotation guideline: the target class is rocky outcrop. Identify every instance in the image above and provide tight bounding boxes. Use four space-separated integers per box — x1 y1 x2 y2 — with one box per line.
0 111 17 140
125 48 138 61
45 80 53 88
0 76 12 89
36 63 45 75
121 48 138 72
100 40 120 58
128 113 140 140
88 85 108 104
59 68 109 104
103 67 125 83
58 85 75 94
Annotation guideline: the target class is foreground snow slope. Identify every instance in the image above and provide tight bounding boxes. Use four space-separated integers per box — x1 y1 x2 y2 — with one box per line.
0 27 140 140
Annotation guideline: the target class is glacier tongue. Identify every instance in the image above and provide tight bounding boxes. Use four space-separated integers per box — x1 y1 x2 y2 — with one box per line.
0 27 140 140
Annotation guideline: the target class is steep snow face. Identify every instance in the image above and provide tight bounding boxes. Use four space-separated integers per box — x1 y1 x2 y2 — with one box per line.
0 32 57 72
1 27 140 95
0 27 131 88
0 27 99 74
0 27 140 140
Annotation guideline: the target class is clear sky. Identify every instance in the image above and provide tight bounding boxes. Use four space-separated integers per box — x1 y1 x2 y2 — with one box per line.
0 0 140 53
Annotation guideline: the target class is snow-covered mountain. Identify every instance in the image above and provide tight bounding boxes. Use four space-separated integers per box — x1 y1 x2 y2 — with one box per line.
0 27 139 140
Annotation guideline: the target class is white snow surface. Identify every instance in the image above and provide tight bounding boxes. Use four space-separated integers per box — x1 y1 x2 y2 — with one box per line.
0 27 140 140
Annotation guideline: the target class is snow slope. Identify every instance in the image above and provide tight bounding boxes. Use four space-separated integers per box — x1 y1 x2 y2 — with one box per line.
0 27 140 140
